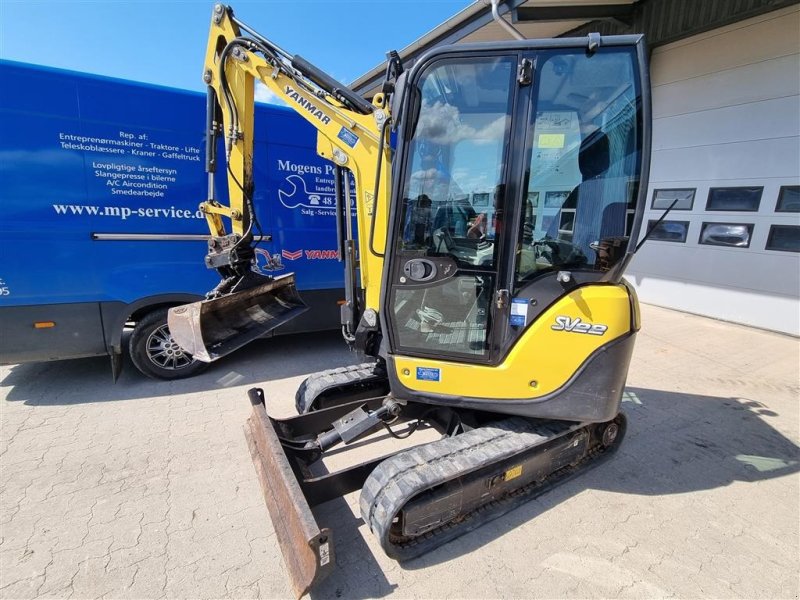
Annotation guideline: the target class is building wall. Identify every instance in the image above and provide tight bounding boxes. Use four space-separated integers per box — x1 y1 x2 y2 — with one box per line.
627 5 800 335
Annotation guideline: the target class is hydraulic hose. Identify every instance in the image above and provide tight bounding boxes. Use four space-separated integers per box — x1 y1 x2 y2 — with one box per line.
368 118 391 259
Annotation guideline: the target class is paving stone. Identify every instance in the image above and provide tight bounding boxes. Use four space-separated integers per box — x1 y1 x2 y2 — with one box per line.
0 313 797 599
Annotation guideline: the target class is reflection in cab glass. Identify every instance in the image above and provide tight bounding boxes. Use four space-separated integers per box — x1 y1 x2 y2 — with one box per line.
517 50 641 284
400 58 513 268
395 57 514 358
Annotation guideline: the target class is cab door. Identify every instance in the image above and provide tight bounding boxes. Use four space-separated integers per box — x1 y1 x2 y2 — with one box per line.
384 53 522 363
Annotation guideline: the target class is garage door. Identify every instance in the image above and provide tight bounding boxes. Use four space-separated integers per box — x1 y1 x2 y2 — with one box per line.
627 5 800 335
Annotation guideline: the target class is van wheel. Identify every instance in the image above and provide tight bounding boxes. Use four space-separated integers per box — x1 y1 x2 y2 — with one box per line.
129 308 209 380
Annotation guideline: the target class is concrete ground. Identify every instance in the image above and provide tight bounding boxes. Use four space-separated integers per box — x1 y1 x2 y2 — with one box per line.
1 304 798 600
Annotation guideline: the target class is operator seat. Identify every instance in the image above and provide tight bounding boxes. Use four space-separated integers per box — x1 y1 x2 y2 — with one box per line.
560 130 626 264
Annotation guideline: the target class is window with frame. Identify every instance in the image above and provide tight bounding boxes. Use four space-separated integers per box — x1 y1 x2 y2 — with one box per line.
471 192 490 208
652 188 695 210
776 186 800 212
699 222 754 248
646 219 689 243
512 49 642 285
706 187 762 212
766 225 800 252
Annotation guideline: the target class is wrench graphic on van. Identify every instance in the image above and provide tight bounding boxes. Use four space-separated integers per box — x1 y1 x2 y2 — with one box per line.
277 174 334 209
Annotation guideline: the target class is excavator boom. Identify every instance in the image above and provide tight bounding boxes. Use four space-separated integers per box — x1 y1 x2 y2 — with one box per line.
168 3 392 360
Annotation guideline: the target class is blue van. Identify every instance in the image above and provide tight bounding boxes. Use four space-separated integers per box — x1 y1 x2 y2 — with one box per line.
0 60 344 379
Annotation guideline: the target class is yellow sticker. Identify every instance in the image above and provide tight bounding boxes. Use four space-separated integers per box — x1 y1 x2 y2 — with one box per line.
538 133 565 149
505 465 523 481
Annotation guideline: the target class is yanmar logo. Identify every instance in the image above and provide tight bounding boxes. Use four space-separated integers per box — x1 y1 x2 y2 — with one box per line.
284 86 332 125
305 249 339 260
280 249 341 261
551 316 608 336
281 249 303 261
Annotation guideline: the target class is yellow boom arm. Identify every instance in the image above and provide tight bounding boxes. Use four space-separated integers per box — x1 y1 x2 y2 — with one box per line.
201 4 392 311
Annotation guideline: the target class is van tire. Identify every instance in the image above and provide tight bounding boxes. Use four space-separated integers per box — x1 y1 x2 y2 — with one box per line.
129 308 209 380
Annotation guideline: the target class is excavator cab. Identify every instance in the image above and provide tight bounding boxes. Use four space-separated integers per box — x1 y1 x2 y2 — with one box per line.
168 4 652 596
385 41 647 379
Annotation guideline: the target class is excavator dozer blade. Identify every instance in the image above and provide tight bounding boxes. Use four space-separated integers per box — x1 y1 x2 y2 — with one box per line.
168 273 307 362
244 389 334 599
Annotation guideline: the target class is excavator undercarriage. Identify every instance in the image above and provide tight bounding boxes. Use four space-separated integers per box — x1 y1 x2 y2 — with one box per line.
245 385 625 597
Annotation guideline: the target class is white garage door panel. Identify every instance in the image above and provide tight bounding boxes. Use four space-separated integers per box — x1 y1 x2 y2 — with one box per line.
634 8 800 335
650 137 799 182
628 277 800 336
652 54 800 119
653 96 800 151
651 7 799 86
630 243 800 297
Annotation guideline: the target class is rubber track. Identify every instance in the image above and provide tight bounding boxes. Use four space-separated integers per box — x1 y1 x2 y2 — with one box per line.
360 415 625 561
295 362 388 414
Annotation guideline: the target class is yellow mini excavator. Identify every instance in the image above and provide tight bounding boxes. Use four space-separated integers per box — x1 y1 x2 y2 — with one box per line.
169 3 652 596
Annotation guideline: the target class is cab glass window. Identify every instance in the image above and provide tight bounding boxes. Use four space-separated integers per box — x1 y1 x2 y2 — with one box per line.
516 49 642 284
398 56 515 269
392 55 516 359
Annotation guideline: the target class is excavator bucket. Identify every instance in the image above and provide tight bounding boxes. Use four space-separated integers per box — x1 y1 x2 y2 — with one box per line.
244 388 334 598
168 273 307 362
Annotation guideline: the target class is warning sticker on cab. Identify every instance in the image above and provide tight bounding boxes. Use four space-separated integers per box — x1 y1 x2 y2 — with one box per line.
416 367 441 382
510 298 528 327
537 133 565 148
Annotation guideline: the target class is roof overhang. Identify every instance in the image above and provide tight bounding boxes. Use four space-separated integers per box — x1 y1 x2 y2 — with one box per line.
351 0 798 97
351 0 639 96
